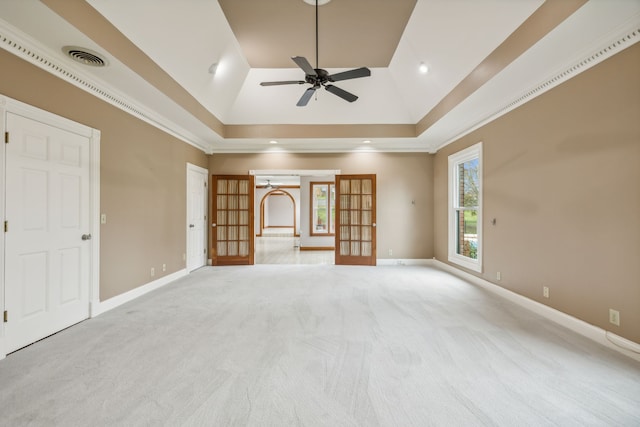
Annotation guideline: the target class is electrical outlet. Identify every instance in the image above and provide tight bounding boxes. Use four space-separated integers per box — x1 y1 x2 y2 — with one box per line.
150 267 155 277
543 286 550 298
162 263 166 272
496 271 501 281
388 249 393 256
609 309 620 326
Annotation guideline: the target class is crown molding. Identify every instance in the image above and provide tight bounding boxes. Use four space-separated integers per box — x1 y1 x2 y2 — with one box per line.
0 18 215 154
435 19 640 152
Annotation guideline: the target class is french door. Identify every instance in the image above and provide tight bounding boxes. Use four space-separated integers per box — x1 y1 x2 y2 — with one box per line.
211 175 254 265
335 174 376 266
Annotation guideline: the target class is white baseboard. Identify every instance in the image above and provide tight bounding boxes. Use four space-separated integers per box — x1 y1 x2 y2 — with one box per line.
431 260 640 362
377 258 433 266
90 269 188 317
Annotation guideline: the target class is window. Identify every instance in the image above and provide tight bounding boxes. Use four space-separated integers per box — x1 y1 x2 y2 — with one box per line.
448 143 482 272
310 182 335 235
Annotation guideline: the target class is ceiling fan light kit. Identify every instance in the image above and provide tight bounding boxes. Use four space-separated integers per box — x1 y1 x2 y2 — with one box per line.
260 0 371 106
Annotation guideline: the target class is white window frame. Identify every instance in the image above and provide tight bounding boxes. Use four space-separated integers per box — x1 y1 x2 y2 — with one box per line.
448 142 482 272
310 182 335 236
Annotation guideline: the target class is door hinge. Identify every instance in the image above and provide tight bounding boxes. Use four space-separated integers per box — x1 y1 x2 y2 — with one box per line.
4 132 8 144
4 220 7 232
3 311 7 323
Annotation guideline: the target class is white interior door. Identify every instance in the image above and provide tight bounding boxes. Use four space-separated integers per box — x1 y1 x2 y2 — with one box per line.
186 164 208 272
5 112 91 353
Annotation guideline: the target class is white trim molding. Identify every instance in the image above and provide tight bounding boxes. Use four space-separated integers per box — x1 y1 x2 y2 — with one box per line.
436 24 640 152
89 129 102 318
0 18 214 154
432 259 640 362
0 94 100 361
377 258 432 266
0 98 5 361
448 142 482 273
91 269 188 317
186 163 209 273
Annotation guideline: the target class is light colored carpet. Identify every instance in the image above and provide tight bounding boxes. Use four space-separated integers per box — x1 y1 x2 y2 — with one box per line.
0 265 639 426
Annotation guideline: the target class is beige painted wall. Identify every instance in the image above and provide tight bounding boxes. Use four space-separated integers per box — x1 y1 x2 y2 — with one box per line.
4 33 636 345
0 49 209 300
434 44 640 343
209 152 434 260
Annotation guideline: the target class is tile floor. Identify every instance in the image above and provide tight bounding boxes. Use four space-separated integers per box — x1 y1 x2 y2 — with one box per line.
255 231 334 265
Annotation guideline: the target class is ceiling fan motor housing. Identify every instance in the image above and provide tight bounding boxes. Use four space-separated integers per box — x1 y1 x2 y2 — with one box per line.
307 68 329 85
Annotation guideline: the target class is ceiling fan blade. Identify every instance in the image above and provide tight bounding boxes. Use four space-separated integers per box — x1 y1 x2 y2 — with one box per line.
297 87 317 107
292 56 317 76
325 84 358 103
260 81 305 86
329 67 371 82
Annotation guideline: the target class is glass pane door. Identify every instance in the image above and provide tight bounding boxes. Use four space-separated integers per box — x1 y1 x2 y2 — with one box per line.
335 174 376 266
212 175 254 265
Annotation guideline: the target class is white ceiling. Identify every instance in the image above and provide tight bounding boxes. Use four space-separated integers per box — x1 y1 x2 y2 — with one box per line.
0 0 638 154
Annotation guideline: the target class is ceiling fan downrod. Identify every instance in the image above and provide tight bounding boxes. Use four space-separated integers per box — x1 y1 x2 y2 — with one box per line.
315 0 319 69
258 0 371 106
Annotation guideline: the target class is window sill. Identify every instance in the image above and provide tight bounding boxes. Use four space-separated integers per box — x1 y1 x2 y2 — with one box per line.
448 254 482 273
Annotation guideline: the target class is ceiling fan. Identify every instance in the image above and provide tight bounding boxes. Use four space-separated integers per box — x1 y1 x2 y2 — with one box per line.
261 179 280 190
259 0 371 106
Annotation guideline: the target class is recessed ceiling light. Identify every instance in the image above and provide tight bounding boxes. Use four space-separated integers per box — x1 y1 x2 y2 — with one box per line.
269 140 278 144
303 0 331 5
419 62 429 74
363 140 371 144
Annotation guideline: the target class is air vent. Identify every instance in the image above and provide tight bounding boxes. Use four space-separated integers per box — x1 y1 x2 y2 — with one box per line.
62 46 108 67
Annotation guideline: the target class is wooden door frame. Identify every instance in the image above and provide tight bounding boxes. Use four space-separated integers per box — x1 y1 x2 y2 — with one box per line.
258 189 298 237
335 174 377 266
210 175 255 266
0 95 100 360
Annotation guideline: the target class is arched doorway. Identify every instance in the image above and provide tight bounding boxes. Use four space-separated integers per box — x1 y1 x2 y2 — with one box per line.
259 189 298 237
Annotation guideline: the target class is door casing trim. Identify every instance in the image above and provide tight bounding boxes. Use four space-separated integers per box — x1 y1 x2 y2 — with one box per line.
0 94 100 360
186 163 209 272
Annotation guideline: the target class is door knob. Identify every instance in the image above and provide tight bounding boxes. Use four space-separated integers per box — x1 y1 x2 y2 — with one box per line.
372 223 376 227
189 224 195 228
81 234 92 240
212 223 217 228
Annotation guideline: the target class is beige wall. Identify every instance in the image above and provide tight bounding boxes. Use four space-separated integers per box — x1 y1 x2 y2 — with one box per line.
3 33 637 345
209 152 434 260
434 44 640 343
0 49 209 300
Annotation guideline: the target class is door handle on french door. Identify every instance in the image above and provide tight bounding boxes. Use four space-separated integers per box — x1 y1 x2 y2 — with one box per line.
81 234 92 240
189 224 195 228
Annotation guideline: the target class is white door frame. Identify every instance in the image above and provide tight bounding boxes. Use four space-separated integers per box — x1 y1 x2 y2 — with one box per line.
186 163 208 272
0 94 100 360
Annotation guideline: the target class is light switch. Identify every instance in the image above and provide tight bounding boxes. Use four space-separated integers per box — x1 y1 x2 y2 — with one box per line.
100 213 107 224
